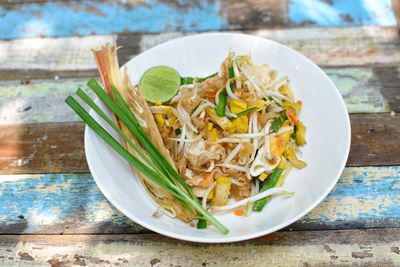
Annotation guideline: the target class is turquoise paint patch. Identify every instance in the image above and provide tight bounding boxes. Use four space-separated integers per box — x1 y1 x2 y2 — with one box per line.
0 0 225 39
289 0 396 26
0 166 400 233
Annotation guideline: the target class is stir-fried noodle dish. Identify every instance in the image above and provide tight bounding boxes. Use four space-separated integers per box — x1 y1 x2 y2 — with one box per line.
67 44 307 234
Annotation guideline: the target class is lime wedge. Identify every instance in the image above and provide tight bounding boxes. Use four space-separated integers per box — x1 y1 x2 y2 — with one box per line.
139 66 181 103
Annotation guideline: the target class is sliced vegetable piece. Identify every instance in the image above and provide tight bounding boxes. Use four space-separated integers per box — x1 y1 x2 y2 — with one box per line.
271 112 287 132
284 147 307 169
235 107 257 117
205 108 236 133
197 218 208 229
216 90 227 116
253 168 283 211
295 120 307 146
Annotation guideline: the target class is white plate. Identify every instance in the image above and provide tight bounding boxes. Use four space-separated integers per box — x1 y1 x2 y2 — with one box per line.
85 33 351 243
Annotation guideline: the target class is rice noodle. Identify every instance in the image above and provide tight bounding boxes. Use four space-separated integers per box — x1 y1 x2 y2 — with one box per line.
152 206 177 218
216 163 248 173
212 187 294 212
224 143 243 163
202 181 217 209
229 177 246 186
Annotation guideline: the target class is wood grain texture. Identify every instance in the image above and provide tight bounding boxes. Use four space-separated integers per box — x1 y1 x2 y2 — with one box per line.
0 113 398 174
1 67 398 125
348 113 400 166
0 122 87 174
289 0 397 27
0 166 398 234
0 229 399 266
1 27 399 73
0 0 396 39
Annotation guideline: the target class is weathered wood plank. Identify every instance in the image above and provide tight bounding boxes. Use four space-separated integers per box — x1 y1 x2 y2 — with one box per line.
0 114 398 174
0 0 228 39
1 27 399 73
0 229 399 266
0 122 87 174
348 113 400 166
289 0 397 27
0 166 398 234
1 67 398 125
0 0 396 40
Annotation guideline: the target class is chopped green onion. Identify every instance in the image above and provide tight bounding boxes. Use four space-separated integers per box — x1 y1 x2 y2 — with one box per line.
253 168 283 211
67 79 228 234
271 112 287 132
228 66 234 79
175 128 182 135
197 218 208 229
181 72 218 85
181 77 194 85
216 90 227 116
235 106 257 117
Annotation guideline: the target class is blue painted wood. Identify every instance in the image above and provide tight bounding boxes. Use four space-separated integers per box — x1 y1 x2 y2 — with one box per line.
289 0 397 26
0 0 397 39
0 166 398 234
0 0 225 39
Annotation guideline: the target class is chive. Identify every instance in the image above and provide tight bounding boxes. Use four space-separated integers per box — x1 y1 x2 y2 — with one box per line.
197 218 208 229
71 79 228 234
181 77 194 85
175 128 182 135
271 112 287 133
235 106 257 117
268 95 281 107
181 72 218 85
216 90 227 116
253 168 283 212
228 66 234 79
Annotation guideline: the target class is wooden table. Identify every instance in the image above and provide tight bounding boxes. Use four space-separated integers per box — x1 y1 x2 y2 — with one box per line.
0 0 399 266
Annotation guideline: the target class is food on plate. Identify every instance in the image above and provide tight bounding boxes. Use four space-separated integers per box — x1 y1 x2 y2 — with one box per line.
65 44 307 234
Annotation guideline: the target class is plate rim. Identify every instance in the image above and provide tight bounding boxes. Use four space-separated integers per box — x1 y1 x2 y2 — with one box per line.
84 32 352 243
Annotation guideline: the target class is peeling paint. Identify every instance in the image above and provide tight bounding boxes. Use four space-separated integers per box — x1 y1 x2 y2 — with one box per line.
289 0 396 26
0 1 225 39
0 166 399 234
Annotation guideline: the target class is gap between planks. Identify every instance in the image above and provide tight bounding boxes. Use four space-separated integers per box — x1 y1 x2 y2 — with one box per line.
0 26 399 73
0 229 398 266
0 166 398 234
0 113 399 174
1 65 398 127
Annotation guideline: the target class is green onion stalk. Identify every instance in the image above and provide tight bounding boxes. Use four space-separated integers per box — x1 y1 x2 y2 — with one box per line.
66 79 228 234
